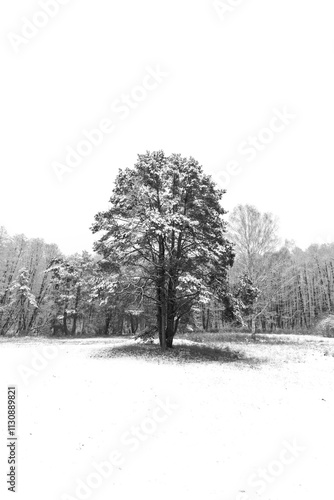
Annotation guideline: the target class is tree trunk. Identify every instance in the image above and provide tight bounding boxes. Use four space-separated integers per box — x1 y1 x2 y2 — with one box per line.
63 309 69 336
71 286 81 336
157 235 167 351
165 278 177 348
104 311 112 336
251 316 256 339
161 297 166 350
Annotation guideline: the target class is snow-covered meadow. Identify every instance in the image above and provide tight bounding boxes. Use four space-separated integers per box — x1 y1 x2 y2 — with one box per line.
1 334 334 500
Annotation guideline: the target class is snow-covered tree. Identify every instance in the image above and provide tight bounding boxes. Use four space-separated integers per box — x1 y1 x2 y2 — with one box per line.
92 151 234 349
4 268 38 335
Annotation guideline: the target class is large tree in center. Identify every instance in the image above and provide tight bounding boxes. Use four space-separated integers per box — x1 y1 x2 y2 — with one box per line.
91 151 234 349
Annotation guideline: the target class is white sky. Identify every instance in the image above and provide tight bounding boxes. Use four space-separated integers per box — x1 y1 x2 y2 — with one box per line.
0 0 333 255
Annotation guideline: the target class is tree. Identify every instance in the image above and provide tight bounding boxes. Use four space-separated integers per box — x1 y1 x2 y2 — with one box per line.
227 205 282 334
228 204 279 280
5 268 38 335
91 151 234 349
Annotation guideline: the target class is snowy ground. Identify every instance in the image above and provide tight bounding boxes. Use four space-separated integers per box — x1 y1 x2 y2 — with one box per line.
1 334 334 500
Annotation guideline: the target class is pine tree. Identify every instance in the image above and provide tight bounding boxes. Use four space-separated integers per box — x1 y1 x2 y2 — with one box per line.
91 151 234 349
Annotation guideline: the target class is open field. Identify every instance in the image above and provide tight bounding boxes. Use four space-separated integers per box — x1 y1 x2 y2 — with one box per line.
1 333 334 500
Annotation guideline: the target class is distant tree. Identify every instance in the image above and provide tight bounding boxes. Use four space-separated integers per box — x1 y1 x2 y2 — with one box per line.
92 151 234 349
88 261 141 336
0 232 61 336
227 205 282 334
228 204 279 280
235 274 260 314
4 268 38 335
46 253 98 336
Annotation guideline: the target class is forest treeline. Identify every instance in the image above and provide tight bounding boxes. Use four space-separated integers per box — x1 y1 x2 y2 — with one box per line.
1 223 332 338
1 153 333 341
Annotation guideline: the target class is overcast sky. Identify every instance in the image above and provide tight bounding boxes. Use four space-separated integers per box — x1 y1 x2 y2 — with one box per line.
1 0 333 255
